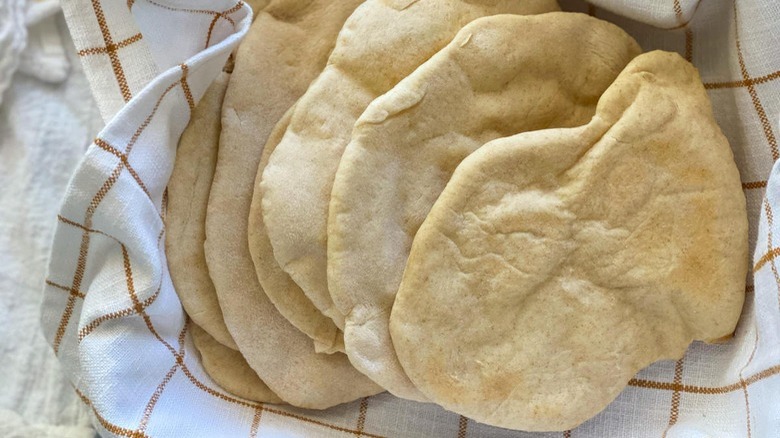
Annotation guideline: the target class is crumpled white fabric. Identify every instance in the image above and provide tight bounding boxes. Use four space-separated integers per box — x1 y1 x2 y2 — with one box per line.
0 4 102 438
0 0 67 104
17 1 70 84
39 0 780 437
0 0 26 105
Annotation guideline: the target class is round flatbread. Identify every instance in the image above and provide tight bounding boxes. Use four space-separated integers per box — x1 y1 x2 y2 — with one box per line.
205 0 379 408
249 107 344 354
328 12 640 411
191 324 282 403
260 0 559 400
390 51 748 431
166 72 236 349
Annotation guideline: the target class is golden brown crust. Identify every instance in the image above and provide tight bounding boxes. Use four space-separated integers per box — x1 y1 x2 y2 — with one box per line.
261 0 560 401
166 73 236 349
391 51 747 431
191 324 283 404
248 106 345 354
328 12 641 407
205 0 381 409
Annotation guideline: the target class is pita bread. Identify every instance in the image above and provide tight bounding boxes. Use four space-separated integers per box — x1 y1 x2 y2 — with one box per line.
249 106 344 354
191 324 282 403
261 0 560 341
205 0 379 408
166 73 236 349
328 12 640 410
390 51 748 431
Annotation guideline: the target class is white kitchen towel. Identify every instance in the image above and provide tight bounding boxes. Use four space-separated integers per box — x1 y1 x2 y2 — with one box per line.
0 4 102 437
0 0 26 106
41 0 780 437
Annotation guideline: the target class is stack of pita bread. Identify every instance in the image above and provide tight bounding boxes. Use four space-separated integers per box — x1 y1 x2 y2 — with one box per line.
165 0 748 431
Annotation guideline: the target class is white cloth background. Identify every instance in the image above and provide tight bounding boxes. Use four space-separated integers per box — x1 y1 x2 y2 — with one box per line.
0 3 102 437
29 0 780 437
